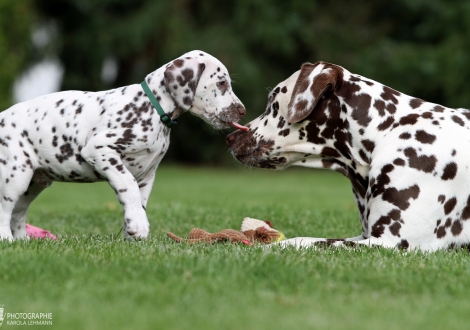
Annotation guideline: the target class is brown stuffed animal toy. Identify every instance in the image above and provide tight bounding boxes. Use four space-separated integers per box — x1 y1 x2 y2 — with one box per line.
167 217 286 245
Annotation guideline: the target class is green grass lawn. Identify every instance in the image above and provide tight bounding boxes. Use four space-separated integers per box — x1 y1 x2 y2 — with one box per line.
1 165 470 330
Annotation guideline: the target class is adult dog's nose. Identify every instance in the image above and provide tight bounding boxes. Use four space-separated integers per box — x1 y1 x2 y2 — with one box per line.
226 130 239 147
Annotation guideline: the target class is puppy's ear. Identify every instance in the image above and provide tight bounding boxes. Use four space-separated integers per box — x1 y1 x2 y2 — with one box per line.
164 57 206 111
287 62 343 124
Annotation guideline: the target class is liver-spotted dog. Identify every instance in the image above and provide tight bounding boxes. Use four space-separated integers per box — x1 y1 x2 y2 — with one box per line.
0 50 246 240
227 61 470 251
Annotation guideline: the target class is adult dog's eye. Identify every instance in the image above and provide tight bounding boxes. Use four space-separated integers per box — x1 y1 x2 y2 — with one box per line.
217 80 226 88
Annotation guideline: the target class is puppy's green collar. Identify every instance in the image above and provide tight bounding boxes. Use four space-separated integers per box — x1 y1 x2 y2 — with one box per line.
141 80 177 128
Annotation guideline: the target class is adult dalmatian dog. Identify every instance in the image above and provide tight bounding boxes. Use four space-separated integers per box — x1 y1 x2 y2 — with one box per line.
0 50 246 240
227 61 470 251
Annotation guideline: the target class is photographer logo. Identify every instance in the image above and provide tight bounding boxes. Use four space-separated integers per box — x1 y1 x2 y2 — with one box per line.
0 306 52 327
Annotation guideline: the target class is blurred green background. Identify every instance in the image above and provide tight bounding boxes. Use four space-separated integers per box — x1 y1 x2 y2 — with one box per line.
1 0 470 165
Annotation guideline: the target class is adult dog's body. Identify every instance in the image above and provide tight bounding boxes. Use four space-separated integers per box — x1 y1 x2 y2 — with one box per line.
0 50 245 240
227 61 470 251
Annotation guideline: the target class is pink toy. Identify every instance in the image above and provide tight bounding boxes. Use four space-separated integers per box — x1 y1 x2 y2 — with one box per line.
26 224 57 240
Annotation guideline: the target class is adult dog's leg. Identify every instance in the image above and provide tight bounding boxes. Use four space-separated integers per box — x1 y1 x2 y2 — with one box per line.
272 236 397 249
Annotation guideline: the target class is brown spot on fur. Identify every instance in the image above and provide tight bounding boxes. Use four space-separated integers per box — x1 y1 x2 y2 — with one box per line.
462 196 470 220
389 222 402 236
173 59 184 67
380 86 400 104
178 69 195 87
371 209 401 238
349 94 372 127
452 115 465 127
399 114 420 125
433 105 445 113
361 140 375 153
436 226 446 238
371 164 394 198
383 185 420 210
441 162 458 180
404 147 437 173
409 98 424 109
359 150 369 163
451 221 463 236
386 103 397 114
445 218 452 228
397 239 409 249
374 99 386 116
444 197 457 215
277 116 286 129
305 121 326 144
393 158 405 166
422 112 433 119
333 130 352 160
377 117 394 131
415 130 436 144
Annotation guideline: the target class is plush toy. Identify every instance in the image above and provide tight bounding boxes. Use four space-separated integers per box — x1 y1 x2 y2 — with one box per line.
26 224 57 240
167 217 286 245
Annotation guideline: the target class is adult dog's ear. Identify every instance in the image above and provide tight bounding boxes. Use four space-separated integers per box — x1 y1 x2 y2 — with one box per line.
287 62 343 124
164 57 206 111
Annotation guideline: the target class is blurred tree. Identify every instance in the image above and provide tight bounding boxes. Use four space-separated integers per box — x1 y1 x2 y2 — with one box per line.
0 0 35 111
26 0 470 163
354 0 470 109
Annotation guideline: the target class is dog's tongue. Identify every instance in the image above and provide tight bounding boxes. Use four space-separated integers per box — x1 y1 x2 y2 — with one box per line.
230 122 249 131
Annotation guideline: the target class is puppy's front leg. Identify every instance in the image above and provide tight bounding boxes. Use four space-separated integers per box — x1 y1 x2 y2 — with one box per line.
137 171 156 211
81 145 149 239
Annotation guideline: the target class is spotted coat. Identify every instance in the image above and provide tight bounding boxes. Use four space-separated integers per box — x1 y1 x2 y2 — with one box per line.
0 50 245 240
227 61 470 251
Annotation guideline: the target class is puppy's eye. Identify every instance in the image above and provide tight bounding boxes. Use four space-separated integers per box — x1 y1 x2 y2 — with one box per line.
216 80 226 88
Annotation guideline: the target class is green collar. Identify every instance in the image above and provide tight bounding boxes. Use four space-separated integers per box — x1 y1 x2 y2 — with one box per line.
141 80 177 128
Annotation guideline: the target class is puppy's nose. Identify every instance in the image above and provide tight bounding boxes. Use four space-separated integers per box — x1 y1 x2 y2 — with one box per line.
226 131 238 147
237 104 246 117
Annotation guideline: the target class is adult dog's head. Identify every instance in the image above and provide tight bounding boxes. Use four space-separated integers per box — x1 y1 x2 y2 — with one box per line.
227 62 348 169
155 50 246 130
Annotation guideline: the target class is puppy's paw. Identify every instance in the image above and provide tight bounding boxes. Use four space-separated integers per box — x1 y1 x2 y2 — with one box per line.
0 227 14 242
124 221 149 240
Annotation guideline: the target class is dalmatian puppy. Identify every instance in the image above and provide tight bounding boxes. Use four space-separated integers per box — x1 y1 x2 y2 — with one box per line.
227 61 470 251
0 50 246 240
